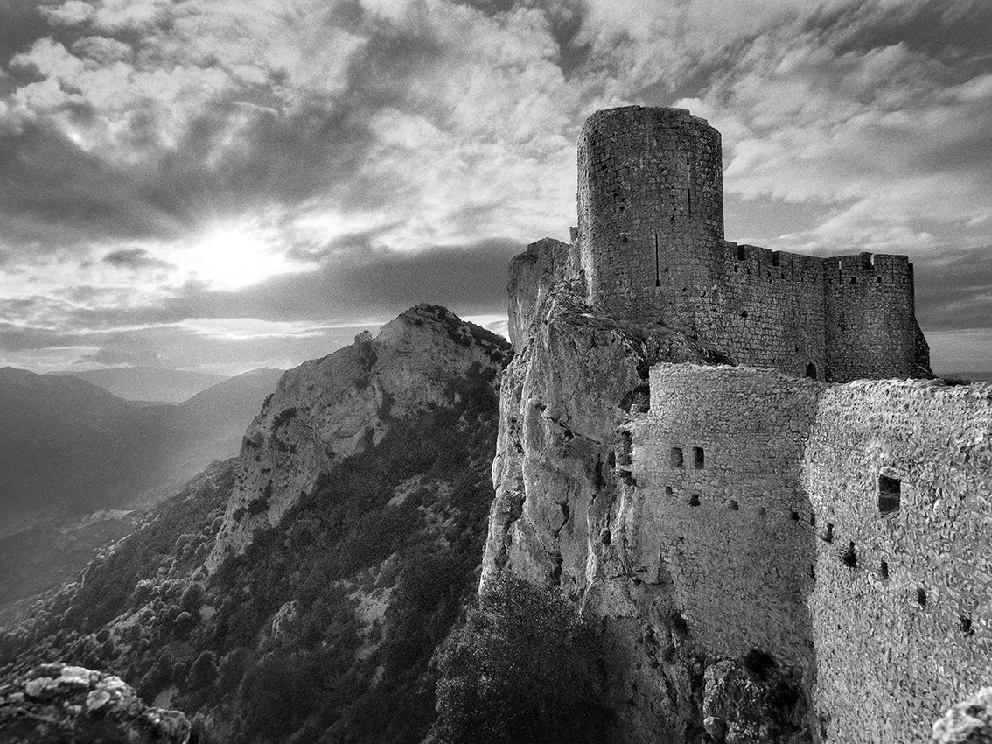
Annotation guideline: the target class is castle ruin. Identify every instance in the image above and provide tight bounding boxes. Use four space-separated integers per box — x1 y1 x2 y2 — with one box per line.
488 106 991 743
570 106 930 381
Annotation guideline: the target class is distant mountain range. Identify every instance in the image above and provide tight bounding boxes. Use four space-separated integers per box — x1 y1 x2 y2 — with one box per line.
0 367 283 539
47 366 231 403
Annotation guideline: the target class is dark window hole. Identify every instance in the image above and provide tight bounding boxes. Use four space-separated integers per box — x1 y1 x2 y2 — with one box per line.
688 494 700 507
693 446 704 469
806 363 817 380
917 588 927 608
671 446 684 468
879 561 889 580
841 542 857 568
960 614 974 636
822 523 834 544
729 500 739 510
601 529 612 546
878 475 901 514
742 649 776 681
665 486 674 496
790 510 801 522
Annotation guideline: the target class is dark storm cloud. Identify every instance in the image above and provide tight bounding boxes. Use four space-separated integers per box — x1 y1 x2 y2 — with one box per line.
0 0 47 67
0 120 184 245
818 0 992 74
52 237 526 331
913 247 992 333
103 247 172 269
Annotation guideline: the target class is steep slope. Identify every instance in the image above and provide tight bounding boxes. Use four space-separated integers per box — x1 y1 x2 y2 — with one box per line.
481 240 809 743
207 304 510 570
0 305 511 744
48 367 229 403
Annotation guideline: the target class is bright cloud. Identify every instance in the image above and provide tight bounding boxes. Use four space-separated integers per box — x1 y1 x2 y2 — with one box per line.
0 0 991 373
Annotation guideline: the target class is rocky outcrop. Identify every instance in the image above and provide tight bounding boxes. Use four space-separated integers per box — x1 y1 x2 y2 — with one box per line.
0 663 189 743
931 688 992 743
207 304 511 571
482 238 749 742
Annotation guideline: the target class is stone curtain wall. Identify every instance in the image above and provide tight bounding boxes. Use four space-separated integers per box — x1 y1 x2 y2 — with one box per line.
804 379 992 743
573 106 927 382
629 364 820 672
702 242 828 379
575 106 724 326
630 364 992 743
824 254 918 381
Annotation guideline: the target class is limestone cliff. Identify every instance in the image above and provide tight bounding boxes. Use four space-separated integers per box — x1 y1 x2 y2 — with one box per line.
481 239 781 743
207 304 510 571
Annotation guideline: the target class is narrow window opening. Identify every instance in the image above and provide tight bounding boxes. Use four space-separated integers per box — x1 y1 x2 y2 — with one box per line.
809 564 815 579
806 363 817 380
850 277 857 285
693 446 704 469
688 494 700 507
728 500 739 510
878 475 901 514
772 252 780 266
687 188 691 220
877 276 882 284
654 234 661 287
790 510 801 522
670 446 684 468
960 614 974 636
917 587 927 608
879 561 889 580
822 523 834 544
665 486 674 496
737 245 746 261
601 529 612 546
841 541 857 568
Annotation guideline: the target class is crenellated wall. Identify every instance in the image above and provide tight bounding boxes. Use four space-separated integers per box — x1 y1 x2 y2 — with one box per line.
823 253 918 381
628 364 992 743
573 106 929 382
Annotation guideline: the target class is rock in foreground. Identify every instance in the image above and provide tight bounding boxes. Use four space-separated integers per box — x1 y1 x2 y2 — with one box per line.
0 663 189 743
932 688 992 743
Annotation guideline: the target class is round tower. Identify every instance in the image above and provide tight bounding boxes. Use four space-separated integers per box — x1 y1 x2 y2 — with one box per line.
576 106 724 327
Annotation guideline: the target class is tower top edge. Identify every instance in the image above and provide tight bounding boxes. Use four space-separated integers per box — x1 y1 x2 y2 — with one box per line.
581 105 716 132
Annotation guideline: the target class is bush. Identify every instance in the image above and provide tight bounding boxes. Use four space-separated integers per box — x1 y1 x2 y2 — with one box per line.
430 575 612 744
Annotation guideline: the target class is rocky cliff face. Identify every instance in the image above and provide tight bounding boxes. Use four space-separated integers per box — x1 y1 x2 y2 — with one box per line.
482 240 811 743
207 303 510 571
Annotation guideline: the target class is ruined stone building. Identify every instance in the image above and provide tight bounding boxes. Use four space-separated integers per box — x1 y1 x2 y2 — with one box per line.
484 106 991 743
572 106 930 382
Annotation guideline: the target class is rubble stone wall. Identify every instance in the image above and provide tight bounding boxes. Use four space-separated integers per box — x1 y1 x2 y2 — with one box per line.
630 364 992 743
630 364 820 673
804 379 992 743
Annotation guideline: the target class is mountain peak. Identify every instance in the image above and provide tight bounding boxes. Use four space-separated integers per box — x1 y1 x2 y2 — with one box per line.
205 305 511 571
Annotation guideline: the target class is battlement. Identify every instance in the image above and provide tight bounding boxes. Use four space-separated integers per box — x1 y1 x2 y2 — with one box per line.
571 106 930 382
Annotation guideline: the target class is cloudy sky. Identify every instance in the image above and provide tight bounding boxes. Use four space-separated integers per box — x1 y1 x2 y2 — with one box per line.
0 0 990 375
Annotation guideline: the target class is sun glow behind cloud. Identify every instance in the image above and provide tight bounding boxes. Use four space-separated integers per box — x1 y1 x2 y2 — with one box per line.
177 222 316 291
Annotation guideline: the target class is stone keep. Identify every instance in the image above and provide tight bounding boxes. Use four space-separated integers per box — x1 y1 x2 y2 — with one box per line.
573 106 929 382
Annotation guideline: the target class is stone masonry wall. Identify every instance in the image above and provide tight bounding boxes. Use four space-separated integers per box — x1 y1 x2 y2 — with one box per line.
824 253 919 380
629 364 992 743
629 364 820 673
575 106 724 327
804 379 992 743
574 105 928 382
